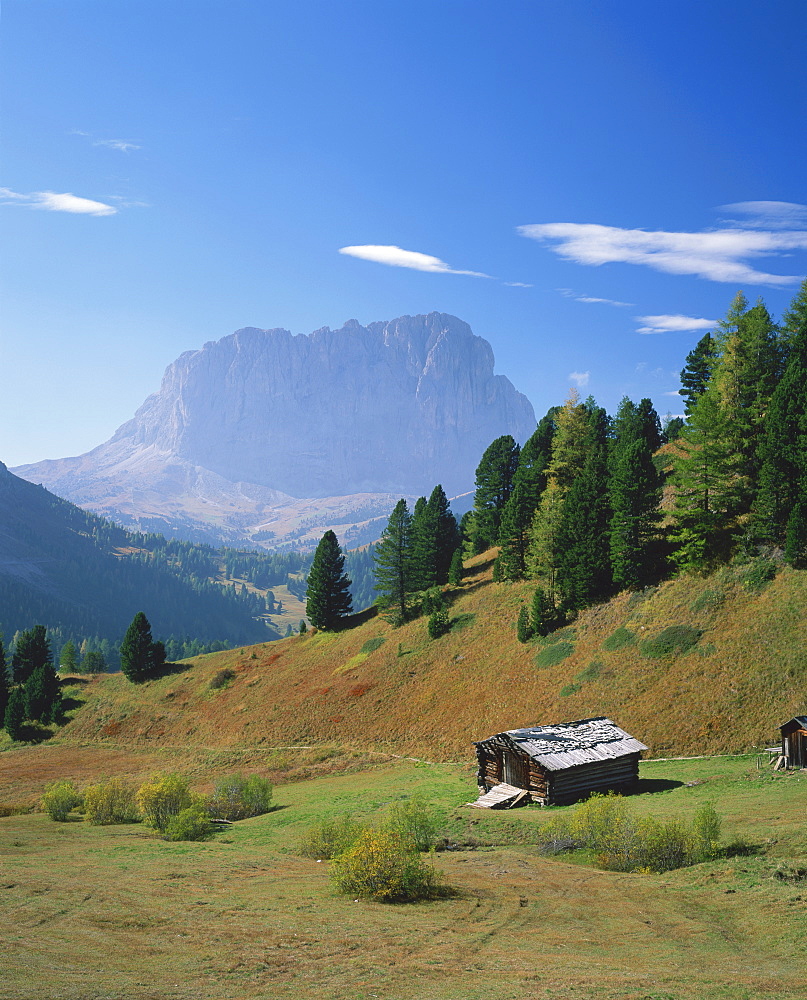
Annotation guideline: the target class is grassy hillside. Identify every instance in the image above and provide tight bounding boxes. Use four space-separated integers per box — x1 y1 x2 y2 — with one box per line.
28 548 807 761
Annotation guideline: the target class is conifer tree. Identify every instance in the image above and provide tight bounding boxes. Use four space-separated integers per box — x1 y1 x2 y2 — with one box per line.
0 633 8 726
778 276 807 359
60 640 78 674
410 497 438 591
516 605 532 643
680 332 717 414
609 398 664 591
556 407 612 609
448 548 464 586
427 485 459 584
473 435 520 550
374 499 414 623
12 625 52 684
4 687 25 741
305 530 353 630
120 612 161 683
785 501 807 568
531 586 557 637
24 660 60 723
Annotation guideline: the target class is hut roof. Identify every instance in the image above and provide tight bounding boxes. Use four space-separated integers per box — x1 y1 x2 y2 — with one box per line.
780 716 807 729
488 716 647 772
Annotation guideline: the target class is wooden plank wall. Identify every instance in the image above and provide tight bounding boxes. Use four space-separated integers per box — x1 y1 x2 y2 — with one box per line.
547 754 640 805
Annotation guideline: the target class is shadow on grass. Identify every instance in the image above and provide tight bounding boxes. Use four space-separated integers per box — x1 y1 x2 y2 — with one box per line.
340 605 379 629
60 695 85 714
631 778 685 795
450 613 476 633
149 661 194 681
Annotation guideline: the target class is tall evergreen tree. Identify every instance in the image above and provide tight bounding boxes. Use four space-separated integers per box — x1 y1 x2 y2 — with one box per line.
779 277 807 360
680 331 717 415
59 640 79 673
305 530 353 630
12 625 52 684
472 435 520 551
119 612 161 683
427 485 459 584
410 497 438 591
609 398 664 591
4 686 25 741
0 633 8 727
555 406 612 609
24 660 60 723
373 499 414 623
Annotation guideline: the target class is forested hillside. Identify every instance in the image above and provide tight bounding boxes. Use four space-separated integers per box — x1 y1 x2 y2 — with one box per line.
0 463 281 663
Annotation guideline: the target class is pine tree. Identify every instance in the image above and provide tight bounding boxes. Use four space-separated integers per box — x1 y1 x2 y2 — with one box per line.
680 332 717 414
516 605 533 643
410 497 438 592
12 625 52 684
305 530 353 630
0 633 8 726
779 277 807 359
556 408 612 609
473 435 520 551
60 640 78 674
427 485 459 584
785 501 807 568
531 586 557 637
82 650 107 674
120 612 161 683
4 687 25 741
374 499 414 623
448 548 464 586
609 398 664 591
24 660 60 723
497 478 534 580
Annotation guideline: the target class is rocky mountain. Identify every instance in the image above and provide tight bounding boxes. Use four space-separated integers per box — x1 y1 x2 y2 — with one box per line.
14 313 535 547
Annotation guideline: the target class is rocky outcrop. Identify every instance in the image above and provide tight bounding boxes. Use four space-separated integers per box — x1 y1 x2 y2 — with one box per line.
14 313 535 546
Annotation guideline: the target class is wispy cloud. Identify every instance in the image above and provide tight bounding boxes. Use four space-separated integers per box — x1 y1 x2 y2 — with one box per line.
519 219 807 286
0 187 117 216
339 244 490 277
718 201 807 230
569 370 590 387
71 129 141 152
635 314 716 335
557 287 633 307
662 389 682 397
504 281 534 288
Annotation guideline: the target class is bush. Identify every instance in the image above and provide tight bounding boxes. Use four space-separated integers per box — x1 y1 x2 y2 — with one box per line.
84 777 139 825
331 829 441 902
692 801 721 860
639 625 702 658
535 641 574 668
208 773 273 820
383 795 437 852
298 814 364 859
427 609 450 639
136 773 193 832
560 682 581 697
163 803 212 842
42 780 82 821
209 668 236 690
738 558 777 592
420 587 445 616
601 627 636 651
691 588 725 614
576 660 602 683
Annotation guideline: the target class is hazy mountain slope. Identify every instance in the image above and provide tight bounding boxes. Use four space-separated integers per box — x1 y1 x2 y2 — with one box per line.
0 462 275 649
13 313 534 548
59 551 807 759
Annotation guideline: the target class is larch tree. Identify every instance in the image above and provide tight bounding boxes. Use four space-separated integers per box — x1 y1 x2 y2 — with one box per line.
305 530 353 630
373 499 414 623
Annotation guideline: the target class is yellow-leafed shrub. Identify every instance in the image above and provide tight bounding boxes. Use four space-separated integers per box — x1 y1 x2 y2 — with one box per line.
331 829 440 902
136 773 193 832
84 777 139 825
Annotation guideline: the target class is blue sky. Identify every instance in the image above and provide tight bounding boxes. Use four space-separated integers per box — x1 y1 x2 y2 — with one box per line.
2 0 806 467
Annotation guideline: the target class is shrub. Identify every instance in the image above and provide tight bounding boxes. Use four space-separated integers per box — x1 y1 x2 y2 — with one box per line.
84 777 139 825
42 780 82 822
691 588 724 614
535 642 574 668
576 660 602 683
163 803 212 841
692 801 721 860
136 773 193 832
331 829 441 902
209 668 236 690
383 795 437 852
360 636 385 654
298 814 364 859
560 682 581 697
738 558 777 592
420 587 445 616
639 625 701 658
427 609 450 639
601 627 636 651
208 773 273 820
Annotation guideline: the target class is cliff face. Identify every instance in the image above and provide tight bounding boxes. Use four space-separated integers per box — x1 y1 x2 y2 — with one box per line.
14 313 535 545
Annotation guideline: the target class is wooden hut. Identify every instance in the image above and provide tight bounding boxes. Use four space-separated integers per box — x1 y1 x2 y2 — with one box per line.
779 716 807 769
474 716 647 806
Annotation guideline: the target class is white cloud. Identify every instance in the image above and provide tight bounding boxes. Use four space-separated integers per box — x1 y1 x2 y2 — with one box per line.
0 187 117 216
635 314 716 335
557 287 632 306
662 390 682 397
504 281 533 288
719 201 807 230
569 370 590 387
339 244 490 277
93 138 141 152
519 220 807 286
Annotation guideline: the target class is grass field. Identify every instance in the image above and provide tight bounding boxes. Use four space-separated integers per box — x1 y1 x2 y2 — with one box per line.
2 751 806 1000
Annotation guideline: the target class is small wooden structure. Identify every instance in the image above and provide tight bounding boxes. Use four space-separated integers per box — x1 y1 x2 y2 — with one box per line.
474 716 647 806
778 716 807 769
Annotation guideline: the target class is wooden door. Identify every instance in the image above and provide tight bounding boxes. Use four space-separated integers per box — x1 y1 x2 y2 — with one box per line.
503 751 527 788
